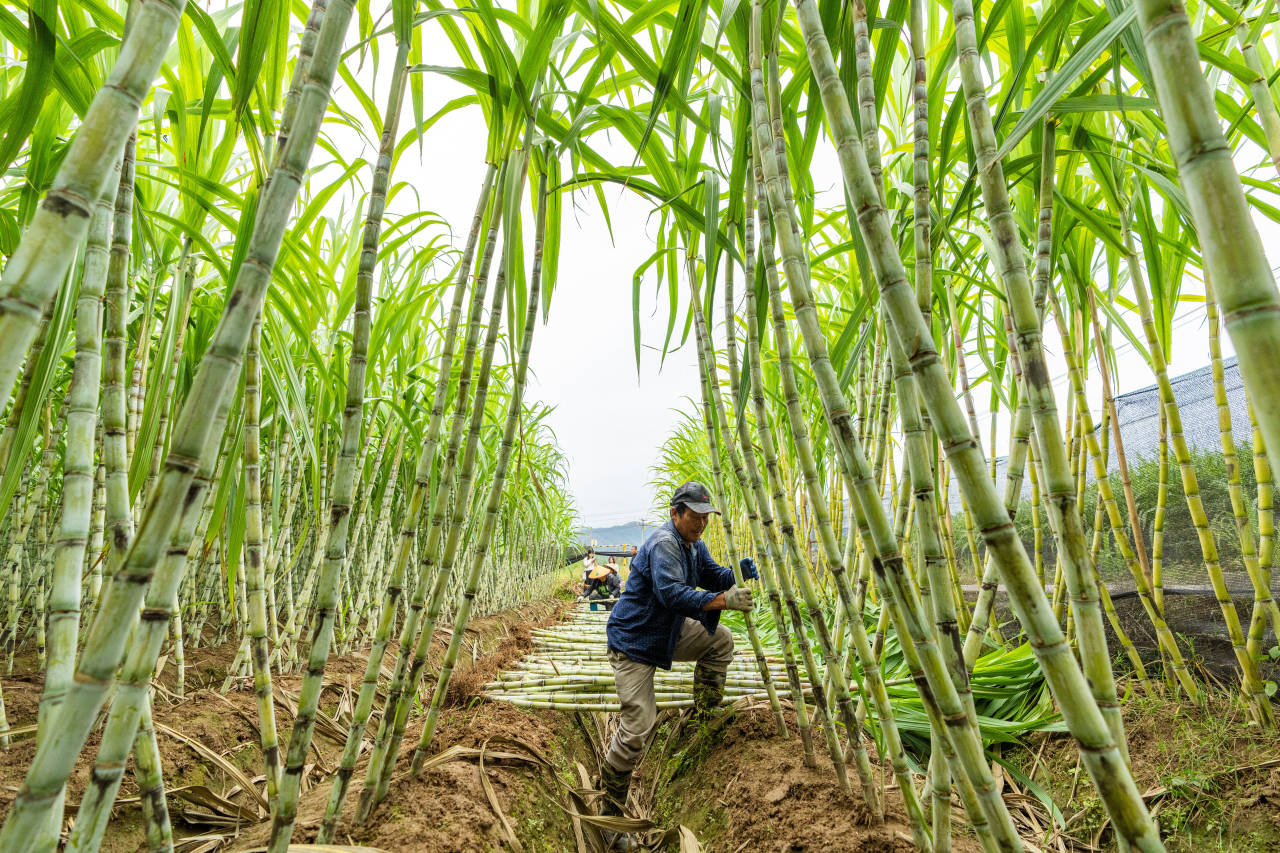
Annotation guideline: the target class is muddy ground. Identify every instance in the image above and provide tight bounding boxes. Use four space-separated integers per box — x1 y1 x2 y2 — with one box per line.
2 597 1279 852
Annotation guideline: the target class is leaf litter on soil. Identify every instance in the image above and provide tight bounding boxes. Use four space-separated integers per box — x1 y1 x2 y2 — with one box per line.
5 593 1278 852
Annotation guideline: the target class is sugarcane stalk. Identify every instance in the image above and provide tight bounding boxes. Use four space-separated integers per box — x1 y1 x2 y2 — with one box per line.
0 0 355 842
786 0 1162 845
1123 227 1271 723
304 24 443 837
1246 394 1279 657
268 445 306 672
1252 396 1274 573
726 186 815 764
63 391 234 853
750 30 933 837
1072 402 1148 688
1095 556 1151 685
1133 0 1280 556
267 18 384 841
132 701 173 853
343 432 391 646
1088 292 1154 592
84 449 107 627
37 161 115 736
142 250 197 506
340 430 390 640
33 404 62 677
1048 289 1197 697
408 158 549 768
755 46 885 811
783 3 972 840
683 247 799 749
360 163 511 815
101 130 137 592
374 239 511 791
240 317 281 802
350 434 402 632
872 371 894 493
949 0 1131 774
38 133 137 837
907 5 955 844
1206 280 1280 661
1153 404 1169 616
0 0 186 421
126 268 159 465
1224 0 1280 177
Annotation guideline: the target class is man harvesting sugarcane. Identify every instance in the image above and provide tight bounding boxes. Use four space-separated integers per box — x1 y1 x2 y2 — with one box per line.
597 481 757 850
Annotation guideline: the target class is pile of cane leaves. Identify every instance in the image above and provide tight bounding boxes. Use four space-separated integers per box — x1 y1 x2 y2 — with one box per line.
725 602 1065 757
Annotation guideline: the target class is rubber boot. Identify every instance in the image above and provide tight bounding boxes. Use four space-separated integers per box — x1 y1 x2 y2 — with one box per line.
689 664 728 727
599 762 639 852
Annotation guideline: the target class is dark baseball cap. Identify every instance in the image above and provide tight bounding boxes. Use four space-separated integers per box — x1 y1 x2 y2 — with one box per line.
670 481 720 514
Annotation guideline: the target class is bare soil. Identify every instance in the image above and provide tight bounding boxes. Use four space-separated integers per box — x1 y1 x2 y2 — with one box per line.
651 706 983 853
6 602 1280 853
346 702 579 853
0 595 573 852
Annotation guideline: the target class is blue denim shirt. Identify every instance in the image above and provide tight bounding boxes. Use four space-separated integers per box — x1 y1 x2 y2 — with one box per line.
605 520 737 669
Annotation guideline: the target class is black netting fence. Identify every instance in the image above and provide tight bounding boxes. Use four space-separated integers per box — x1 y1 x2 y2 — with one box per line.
951 356 1280 683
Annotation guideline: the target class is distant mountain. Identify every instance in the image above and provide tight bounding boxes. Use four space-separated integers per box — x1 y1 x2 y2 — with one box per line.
576 520 658 548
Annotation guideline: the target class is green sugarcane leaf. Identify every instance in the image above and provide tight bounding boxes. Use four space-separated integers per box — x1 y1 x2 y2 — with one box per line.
871 0 908 117
1046 94 1157 114
637 0 711 158
990 754 1068 829
703 170 720 304
662 226 680 366
1249 0 1276 45
0 263 76 524
0 0 55 176
991 5 1137 166
233 0 282 124
1199 40 1257 84
392 0 415 42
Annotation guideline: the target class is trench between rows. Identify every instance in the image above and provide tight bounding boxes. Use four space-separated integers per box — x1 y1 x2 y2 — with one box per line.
482 600 964 853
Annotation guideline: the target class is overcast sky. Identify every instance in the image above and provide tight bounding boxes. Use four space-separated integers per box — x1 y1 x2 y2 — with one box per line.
383 23 1276 531
393 35 705 529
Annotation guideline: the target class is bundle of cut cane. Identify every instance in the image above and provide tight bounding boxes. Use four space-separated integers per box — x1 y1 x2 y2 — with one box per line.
484 602 809 712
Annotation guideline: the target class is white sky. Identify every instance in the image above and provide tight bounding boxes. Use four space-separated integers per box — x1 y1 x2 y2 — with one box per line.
393 29 702 529
380 21 1279 530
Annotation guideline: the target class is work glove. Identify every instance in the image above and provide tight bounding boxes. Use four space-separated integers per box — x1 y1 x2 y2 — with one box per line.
739 557 759 581
723 585 755 612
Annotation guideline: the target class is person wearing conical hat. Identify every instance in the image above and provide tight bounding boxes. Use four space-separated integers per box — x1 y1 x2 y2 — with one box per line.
585 560 622 601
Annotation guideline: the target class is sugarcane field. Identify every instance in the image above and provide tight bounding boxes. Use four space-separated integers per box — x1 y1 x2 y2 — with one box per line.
11 0 1280 851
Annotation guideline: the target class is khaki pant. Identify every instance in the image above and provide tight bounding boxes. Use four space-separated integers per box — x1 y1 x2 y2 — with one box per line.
603 618 734 773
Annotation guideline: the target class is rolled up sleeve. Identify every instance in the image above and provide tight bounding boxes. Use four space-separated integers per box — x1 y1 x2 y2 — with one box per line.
650 538 717 615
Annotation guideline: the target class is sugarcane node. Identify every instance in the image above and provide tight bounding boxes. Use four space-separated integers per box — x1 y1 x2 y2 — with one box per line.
1224 301 1280 325
977 518 1017 539
42 188 92 220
